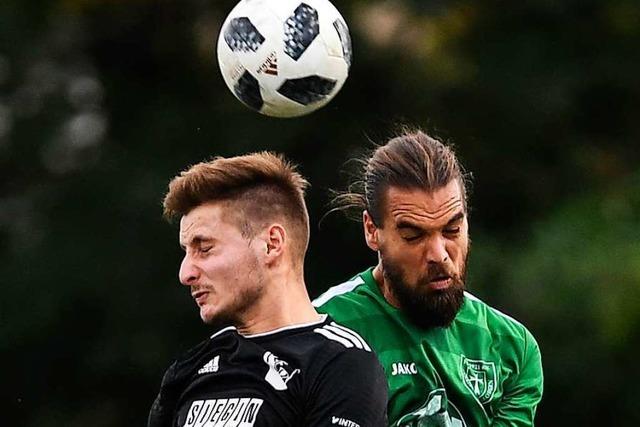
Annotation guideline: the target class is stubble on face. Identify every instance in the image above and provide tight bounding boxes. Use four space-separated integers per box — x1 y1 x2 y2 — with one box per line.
180 203 268 329
199 248 266 328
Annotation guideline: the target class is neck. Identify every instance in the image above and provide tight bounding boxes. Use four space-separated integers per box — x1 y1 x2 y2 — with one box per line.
373 263 401 308
236 269 320 335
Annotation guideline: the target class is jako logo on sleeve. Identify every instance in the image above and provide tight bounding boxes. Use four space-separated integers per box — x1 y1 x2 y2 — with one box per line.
182 398 263 427
391 362 418 376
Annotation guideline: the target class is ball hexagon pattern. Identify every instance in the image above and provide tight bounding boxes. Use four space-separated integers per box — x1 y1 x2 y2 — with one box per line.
217 0 352 118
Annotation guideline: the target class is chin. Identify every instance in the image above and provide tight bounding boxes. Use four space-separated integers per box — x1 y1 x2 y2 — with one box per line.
199 306 217 324
200 306 234 328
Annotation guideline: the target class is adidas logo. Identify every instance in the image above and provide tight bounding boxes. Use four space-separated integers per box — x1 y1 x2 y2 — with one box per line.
257 51 278 76
197 355 220 374
314 322 372 352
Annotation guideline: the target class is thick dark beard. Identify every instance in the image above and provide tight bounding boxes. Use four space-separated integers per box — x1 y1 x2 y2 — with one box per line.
382 257 467 330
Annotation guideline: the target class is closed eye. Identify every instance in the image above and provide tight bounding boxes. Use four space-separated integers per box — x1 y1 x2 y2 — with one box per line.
443 212 464 236
401 232 424 242
397 223 424 242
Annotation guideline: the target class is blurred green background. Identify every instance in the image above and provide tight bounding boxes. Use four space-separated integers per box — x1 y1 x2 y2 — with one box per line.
1 0 638 425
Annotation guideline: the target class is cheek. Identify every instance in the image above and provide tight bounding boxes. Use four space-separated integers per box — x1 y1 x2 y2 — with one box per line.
203 258 227 275
446 238 469 272
381 241 422 271
217 250 261 285
200 255 239 286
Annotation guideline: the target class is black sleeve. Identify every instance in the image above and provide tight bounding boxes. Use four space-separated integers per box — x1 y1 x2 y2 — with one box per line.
147 362 179 427
148 339 214 427
304 348 388 427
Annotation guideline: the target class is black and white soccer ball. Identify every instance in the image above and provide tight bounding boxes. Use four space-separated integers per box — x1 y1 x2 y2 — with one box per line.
217 0 352 118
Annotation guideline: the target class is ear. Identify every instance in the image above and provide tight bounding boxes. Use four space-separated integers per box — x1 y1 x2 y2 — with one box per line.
363 210 380 251
264 223 286 264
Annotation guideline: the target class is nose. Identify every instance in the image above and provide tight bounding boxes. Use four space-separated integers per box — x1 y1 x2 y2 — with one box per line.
425 235 449 264
179 255 200 286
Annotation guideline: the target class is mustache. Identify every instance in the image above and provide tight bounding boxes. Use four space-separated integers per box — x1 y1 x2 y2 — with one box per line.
190 285 212 294
421 263 457 283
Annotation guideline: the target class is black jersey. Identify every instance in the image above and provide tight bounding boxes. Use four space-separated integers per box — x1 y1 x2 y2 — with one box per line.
148 315 387 427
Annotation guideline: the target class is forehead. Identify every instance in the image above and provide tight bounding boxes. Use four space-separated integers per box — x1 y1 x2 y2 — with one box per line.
179 202 238 242
384 181 465 225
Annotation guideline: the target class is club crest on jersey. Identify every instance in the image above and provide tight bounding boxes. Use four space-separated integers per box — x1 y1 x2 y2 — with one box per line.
263 351 300 391
460 356 497 404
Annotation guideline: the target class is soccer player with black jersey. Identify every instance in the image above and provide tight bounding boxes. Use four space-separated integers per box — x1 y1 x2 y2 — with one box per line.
315 130 543 427
148 152 387 427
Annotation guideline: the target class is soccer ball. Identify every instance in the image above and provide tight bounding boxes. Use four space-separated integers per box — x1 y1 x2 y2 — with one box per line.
216 0 352 118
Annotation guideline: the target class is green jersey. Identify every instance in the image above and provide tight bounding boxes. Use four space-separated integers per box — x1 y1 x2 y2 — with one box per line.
314 268 543 427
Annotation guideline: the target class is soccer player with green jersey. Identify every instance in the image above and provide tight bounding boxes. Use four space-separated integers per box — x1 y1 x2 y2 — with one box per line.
314 129 543 427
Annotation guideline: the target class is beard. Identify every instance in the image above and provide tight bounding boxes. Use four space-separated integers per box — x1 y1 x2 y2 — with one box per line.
382 255 467 330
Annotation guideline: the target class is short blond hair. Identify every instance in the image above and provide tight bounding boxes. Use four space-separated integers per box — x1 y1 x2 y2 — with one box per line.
163 152 310 259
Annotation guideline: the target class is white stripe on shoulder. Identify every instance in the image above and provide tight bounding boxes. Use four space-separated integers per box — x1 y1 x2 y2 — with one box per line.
330 322 371 352
314 324 372 352
464 291 524 327
314 327 354 348
312 276 365 307
324 324 364 349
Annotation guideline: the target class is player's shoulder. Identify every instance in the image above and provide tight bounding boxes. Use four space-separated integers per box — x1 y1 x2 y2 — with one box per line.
178 326 238 363
189 325 239 353
244 315 375 357
311 317 375 355
313 268 376 310
461 291 539 349
293 315 380 370
249 315 382 381
158 326 239 391
306 317 386 385
298 320 388 426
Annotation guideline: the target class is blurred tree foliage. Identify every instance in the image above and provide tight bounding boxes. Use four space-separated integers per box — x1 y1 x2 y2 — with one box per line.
1 0 638 425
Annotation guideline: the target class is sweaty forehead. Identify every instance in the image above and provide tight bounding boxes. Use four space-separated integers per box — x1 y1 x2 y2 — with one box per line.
385 181 464 223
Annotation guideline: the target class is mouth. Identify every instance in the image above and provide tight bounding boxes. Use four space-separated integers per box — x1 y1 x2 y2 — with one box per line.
191 289 210 306
427 275 452 290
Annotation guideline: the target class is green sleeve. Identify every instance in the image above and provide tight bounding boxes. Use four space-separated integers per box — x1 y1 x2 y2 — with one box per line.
491 328 543 426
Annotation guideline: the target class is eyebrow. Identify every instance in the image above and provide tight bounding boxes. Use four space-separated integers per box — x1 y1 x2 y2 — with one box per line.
396 222 422 231
179 235 213 250
445 211 465 227
396 211 465 231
